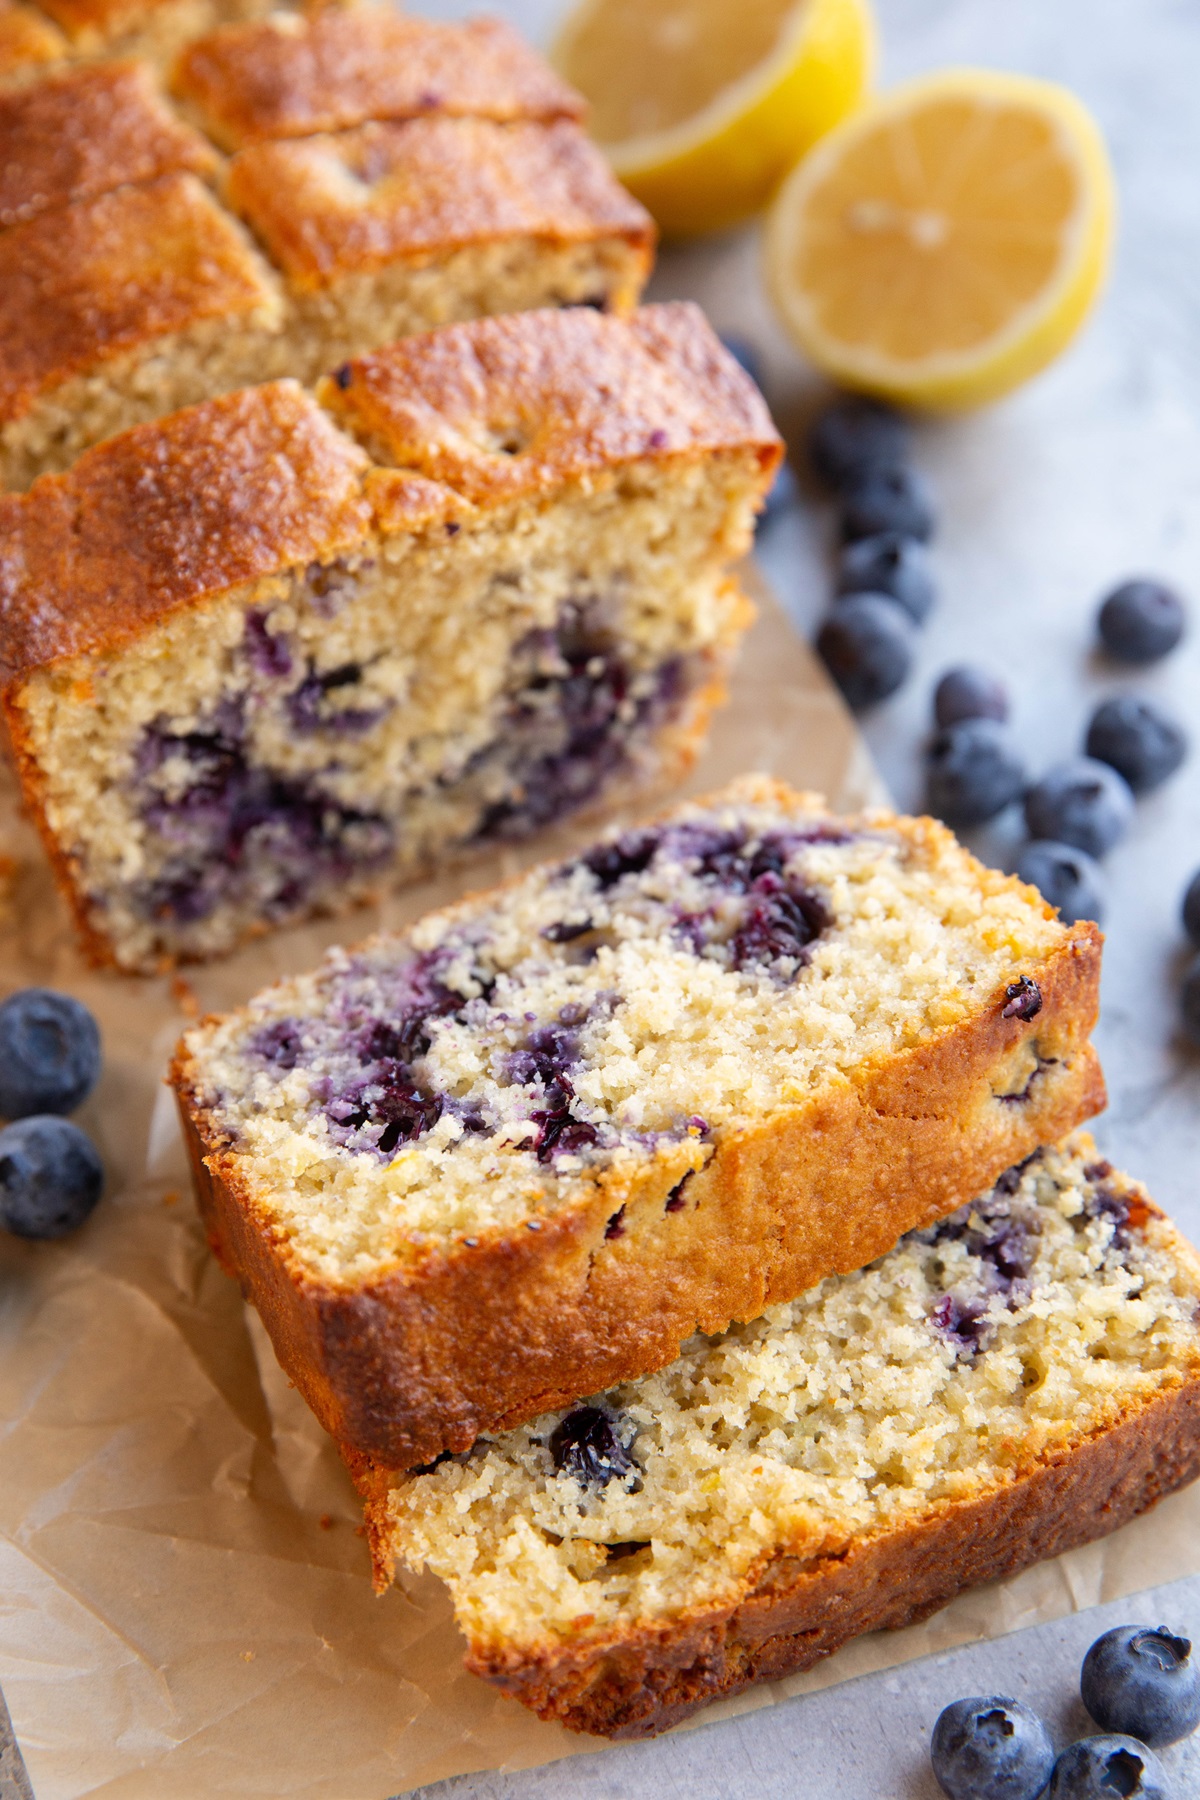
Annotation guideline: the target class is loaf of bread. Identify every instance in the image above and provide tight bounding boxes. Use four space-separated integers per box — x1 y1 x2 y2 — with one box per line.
172 775 1103 1475
0 7 653 488
380 1136 1200 1739
1 303 776 969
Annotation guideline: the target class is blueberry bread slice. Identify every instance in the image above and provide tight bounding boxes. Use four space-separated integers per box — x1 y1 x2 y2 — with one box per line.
1 304 777 969
172 776 1104 1473
380 1137 1200 1738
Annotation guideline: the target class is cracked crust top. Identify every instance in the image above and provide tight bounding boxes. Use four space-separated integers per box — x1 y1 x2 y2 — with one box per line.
320 301 782 509
0 171 281 426
0 58 215 231
0 382 373 685
223 114 654 292
175 8 585 151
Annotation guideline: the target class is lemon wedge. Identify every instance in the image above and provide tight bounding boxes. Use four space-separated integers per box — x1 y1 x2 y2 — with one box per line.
765 68 1115 409
551 0 875 239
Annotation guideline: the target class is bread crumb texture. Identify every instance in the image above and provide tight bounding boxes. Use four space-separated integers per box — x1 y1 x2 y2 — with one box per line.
182 778 1069 1277
386 1137 1200 1657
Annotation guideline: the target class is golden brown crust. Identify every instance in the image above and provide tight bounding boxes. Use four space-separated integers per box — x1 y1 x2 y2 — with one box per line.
171 870 1104 1474
174 9 585 151
321 301 781 509
0 0 67 85
466 1376 1200 1738
1 307 775 685
223 116 655 292
37 0 206 46
0 58 215 230
0 171 279 427
0 381 371 683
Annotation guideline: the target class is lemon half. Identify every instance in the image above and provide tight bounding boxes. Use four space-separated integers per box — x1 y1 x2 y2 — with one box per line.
765 68 1116 409
552 0 875 239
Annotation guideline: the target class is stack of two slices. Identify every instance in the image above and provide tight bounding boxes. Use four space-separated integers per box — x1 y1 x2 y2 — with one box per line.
171 768 1200 1739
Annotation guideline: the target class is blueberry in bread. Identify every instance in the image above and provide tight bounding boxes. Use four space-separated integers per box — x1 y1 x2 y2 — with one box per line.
380 1137 1200 1739
1 304 777 970
172 776 1103 1473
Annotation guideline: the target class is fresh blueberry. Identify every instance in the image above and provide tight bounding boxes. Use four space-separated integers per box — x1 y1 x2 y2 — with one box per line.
935 666 1011 728
1098 580 1186 664
1182 953 1200 1049
1183 870 1200 948
1048 1735 1169 1799
1023 759 1134 858
840 463 936 543
1081 1625 1200 1748
548 1406 635 1487
0 1116 104 1240
1015 841 1106 926
837 532 936 622
1084 697 1188 795
930 1695 1055 1800
809 394 909 486
761 455 799 525
719 333 763 388
926 719 1027 826
816 594 916 709
0 988 101 1119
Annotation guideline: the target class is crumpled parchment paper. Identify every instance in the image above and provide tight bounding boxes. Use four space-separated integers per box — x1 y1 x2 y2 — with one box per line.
2 575 1198 1800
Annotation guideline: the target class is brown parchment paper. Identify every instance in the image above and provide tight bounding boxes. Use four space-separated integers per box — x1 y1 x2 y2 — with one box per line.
2 573 1199 1800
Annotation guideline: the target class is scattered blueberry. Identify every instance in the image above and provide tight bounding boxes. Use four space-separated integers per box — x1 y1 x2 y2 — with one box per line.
548 1406 635 1487
816 594 916 709
1182 870 1200 948
0 1116 105 1240
926 719 1026 826
1085 697 1188 795
809 394 909 487
1023 759 1134 859
1098 580 1186 665
761 455 799 526
0 989 101 1120
1048 1735 1169 1799
840 463 936 543
1181 953 1200 1049
1081 1625 1200 1748
935 665 1011 728
719 333 763 388
1016 842 1107 926
837 532 936 622
930 1695 1056 1800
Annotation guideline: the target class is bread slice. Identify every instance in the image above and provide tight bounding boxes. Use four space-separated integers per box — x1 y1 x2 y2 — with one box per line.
380 1136 1200 1739
1 304 776 970
0 170 284 489
0 0 67 91
171 774 1103 1474
173 8 586 151
222 116 654 383
0 58 216 231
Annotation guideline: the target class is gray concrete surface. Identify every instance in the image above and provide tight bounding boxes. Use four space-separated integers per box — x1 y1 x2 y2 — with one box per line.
4 0 1200 1793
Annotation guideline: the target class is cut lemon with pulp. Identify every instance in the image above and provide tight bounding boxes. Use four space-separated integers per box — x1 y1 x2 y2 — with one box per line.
551 0 875 238
765 68 1115 408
